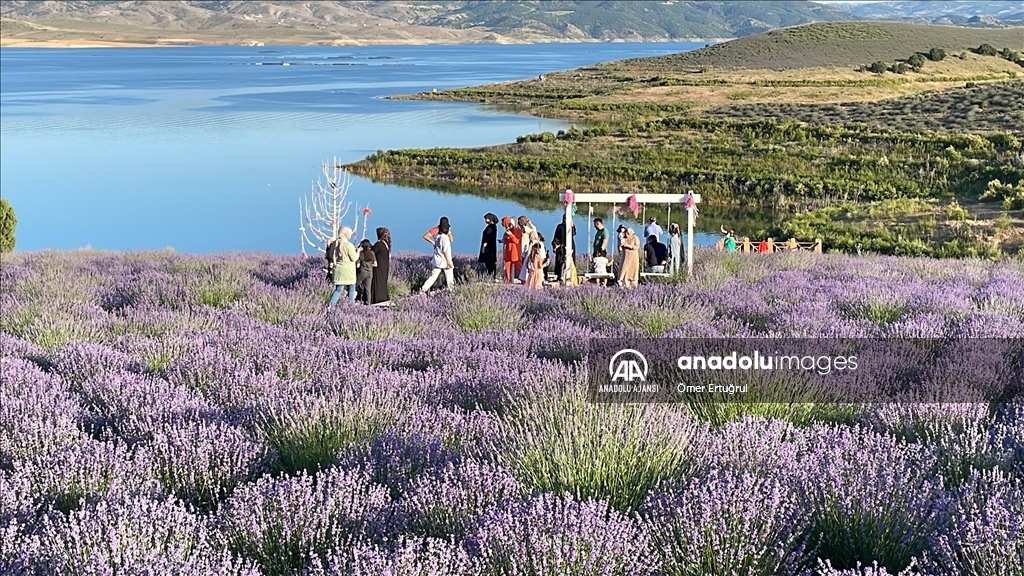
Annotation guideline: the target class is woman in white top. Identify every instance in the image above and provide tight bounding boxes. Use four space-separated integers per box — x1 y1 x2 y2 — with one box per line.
420 220 454 292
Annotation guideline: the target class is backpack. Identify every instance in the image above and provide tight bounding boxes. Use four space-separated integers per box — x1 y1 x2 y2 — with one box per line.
325 241 341 283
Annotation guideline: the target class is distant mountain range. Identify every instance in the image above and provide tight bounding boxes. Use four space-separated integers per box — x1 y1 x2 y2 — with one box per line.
0 1 854 45
0 1 1020 47
829 1 1024 26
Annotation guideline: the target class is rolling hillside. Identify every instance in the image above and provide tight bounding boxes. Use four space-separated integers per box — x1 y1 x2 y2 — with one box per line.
635 21 1024 69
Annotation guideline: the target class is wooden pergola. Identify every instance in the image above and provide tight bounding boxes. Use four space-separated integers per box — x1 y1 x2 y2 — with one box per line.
557 191 702 281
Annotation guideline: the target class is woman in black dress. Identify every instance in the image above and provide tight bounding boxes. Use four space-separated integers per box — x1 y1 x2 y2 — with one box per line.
478 212 498 278
370 227 391 304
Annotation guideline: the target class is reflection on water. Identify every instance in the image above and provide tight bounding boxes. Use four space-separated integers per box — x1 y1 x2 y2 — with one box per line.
0 43 706 254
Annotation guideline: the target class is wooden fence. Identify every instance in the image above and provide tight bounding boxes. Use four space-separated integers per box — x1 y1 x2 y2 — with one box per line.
714 237 822 253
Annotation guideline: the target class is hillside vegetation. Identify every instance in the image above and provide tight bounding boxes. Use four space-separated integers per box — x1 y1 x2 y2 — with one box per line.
0 0 854 46
641 22 1024 69
406 23 1023 116
355 23 1024 258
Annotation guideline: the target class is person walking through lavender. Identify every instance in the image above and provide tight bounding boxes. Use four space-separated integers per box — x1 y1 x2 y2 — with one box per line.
371 227 391 304
421 220 454 293
327 226 358 308
355 239 376 304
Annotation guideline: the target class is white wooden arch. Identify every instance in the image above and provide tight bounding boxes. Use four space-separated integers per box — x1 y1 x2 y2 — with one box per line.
557 191 702 281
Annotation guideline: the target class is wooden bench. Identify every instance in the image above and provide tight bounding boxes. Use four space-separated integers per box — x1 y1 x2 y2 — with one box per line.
640 272 671 283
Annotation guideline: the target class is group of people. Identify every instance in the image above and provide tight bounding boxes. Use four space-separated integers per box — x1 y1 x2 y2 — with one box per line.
325 213 692 308
598 217 684 288
478 213 686 289
325 226 392 308
476 214 579 287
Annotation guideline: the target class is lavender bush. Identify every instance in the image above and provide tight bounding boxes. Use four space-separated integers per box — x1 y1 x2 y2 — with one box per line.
1 249 1021 574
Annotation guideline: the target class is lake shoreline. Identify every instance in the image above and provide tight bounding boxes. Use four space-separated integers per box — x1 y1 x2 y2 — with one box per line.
0 37 733 49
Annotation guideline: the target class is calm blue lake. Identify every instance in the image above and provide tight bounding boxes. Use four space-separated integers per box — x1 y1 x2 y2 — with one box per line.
0 43 717 255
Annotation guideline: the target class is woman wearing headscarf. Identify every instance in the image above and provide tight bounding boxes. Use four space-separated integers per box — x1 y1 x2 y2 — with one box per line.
478 213 498 278
499 216 522 283
517 215 538 284
618 227 641 288
371 227 391 304
668 223 682 275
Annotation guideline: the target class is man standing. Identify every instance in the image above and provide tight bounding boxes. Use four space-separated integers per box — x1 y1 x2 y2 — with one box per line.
592 218 608 258
327 226 358 308
643 217 663 242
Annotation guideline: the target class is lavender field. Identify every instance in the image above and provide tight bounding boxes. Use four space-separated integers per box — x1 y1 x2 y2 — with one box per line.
1 249 1022 576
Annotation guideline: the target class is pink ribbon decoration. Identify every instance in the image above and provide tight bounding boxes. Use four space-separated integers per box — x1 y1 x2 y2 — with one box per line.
684 191 696 210
563 189 575 206
626 194 640 217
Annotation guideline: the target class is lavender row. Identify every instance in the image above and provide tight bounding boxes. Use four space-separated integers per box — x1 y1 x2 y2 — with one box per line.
2 250 1022 575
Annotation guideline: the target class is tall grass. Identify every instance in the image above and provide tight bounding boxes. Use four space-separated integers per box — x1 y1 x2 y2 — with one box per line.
494 388 704 510
447 283 524 333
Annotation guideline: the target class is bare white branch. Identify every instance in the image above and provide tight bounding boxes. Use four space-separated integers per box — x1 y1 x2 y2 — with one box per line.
299 158 354 254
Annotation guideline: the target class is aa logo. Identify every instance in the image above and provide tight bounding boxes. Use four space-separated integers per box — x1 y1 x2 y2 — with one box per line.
609 349 648 382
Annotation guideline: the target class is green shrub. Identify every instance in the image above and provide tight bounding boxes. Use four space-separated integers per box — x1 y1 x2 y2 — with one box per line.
496 389 703 510
867 61 888 75
0 198 15 253
448 283 524 332
945 200 970 221
257 396 386 474
928 48 947 62
992 212 1013 233
907 53 926 70
974 44 998 57
889 62 909 75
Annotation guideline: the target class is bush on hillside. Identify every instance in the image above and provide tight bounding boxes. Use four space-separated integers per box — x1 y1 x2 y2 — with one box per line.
867 61 888 75
927 48 947 62
973 44 998 57
907 53 926 71
0 198 16 253
888 62 909 75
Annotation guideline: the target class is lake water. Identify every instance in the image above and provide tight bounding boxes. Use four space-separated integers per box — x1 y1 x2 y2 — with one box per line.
0 43 718 255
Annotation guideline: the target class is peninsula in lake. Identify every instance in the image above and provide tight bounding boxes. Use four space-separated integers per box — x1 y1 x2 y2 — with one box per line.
347 21 1024 257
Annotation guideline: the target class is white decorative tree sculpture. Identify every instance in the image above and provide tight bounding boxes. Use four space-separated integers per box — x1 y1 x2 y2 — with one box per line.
299 159 352 257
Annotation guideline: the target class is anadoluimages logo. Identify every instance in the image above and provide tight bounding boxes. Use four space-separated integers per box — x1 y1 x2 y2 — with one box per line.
609 349 648 382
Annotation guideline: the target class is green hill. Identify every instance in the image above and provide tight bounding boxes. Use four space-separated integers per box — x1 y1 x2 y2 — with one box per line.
637 21 1024 69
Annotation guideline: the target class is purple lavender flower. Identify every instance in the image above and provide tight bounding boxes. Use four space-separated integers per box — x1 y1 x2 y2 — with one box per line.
29 495 258 575
404 460 525 538
1 358 84 465
148 419 269 508
218 467 397 574
468 492 660 576
642 468 810 576
933 468 1024 576
12 437 155 513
